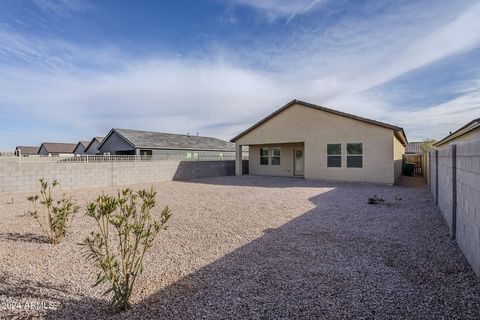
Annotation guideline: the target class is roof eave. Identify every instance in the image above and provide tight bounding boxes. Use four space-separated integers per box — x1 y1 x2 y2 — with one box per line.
134 146 235 152
434 120 480 147
395 129 408 147
96 128 137 150
84 137 103 152
231 99 405 142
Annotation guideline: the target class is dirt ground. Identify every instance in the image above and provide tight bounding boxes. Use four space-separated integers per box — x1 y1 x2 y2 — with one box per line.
0 175 479 319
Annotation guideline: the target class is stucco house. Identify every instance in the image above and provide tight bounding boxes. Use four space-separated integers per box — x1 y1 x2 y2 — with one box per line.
84 136 104 155
73 141 90 155
231 100 408 185
434 118 480 149
97 128 236 158
38 142 77 156
14 146 39 156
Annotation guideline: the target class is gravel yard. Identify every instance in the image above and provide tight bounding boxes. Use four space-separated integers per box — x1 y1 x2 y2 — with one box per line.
1 175 479 319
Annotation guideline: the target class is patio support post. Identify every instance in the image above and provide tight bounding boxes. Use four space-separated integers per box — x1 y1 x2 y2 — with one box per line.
235 143 243 177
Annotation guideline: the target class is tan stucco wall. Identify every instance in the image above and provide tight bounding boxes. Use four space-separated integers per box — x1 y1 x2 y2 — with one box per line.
249 143 303 176
436 127 480 149
235 103 401 184
393 136 405 183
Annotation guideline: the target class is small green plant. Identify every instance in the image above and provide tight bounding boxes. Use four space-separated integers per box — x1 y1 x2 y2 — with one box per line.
27 179 79 244
80 188 171 311
367 195 385 205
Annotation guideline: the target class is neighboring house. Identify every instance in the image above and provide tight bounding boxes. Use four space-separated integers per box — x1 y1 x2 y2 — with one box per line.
14 146 38 156
97 128 236 158
84 136 104 155
434 118 480 149
38 142 77 156
73 141 90 155
405 142 423 154
231 99 408 185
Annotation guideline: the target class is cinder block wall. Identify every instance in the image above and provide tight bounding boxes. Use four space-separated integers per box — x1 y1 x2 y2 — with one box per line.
429 151 437 202
429 140 480 277
172 160 235 180
456 142 480 277
0 160 242 193
437 148 453 233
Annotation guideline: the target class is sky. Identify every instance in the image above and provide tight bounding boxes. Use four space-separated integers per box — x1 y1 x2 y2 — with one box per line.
0 0 479 149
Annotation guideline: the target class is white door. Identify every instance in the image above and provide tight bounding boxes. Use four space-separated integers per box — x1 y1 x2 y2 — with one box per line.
294 149 304 176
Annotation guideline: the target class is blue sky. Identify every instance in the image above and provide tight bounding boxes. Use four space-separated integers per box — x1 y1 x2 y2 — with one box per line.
0 0 479 149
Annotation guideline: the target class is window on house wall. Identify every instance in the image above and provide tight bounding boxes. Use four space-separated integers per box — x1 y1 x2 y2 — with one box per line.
260 147 269 165
271 148 281 165
327 144 341 167
139 149 152 156
347 143 363 168
193 152 199 159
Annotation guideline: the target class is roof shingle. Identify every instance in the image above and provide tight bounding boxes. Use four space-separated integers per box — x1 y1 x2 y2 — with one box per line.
85 136 104 151
110 129 235 151
15 146 39 155
41 143 77 154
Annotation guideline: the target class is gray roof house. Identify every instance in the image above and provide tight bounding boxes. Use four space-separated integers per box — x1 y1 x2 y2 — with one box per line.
84 137 104 155
15 146 39 156
38 142 77 156
97 128 235 158
73 141 90 155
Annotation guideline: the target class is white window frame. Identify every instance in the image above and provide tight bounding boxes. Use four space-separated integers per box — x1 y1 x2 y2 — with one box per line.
327 143 342 168
347 142 363 168
271 147 281 165
260 147 269 165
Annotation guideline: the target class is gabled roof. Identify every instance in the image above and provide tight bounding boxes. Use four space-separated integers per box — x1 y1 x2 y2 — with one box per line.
434 118 480 147
84 136 104 151
73 141 90 153
230 99 408 146
40 142 77 154
76 141 90 149
15 146 38 155
99 128 235 151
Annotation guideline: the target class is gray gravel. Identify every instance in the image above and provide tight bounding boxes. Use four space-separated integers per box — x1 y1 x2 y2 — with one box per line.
0 176 479 319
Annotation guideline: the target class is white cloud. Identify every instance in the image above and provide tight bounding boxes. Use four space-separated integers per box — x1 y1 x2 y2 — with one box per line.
0 60 294 143
265 1 480 93
226 0 325 21
0 28 127 71
381 81 480 141
0 0 480 148
32 0 89 17
362 1 480 90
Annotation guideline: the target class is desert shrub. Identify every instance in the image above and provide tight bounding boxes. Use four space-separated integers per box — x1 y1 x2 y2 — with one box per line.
27 179 79 244
80 188 171 310
367 195 385 205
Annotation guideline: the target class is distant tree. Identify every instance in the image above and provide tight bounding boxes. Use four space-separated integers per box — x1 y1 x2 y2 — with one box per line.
419 138 437 153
